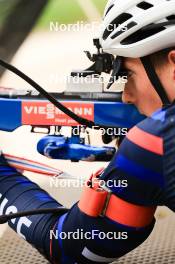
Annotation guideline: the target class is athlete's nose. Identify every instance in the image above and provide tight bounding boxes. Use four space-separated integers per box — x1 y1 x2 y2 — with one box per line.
122 89 133 104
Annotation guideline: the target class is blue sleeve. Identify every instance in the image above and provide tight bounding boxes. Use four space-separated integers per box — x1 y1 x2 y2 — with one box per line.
161 105 175 212
100 116 165 207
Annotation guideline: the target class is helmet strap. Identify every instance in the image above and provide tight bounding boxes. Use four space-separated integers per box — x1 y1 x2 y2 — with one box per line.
140 56 171 106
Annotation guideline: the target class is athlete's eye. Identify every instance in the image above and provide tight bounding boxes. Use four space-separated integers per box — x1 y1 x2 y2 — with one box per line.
126 70 134 78
120 68 134 79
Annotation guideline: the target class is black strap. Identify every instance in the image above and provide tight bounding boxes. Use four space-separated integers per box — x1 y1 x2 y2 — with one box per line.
0 207 68 224
142 20 175 31
141 56 170 106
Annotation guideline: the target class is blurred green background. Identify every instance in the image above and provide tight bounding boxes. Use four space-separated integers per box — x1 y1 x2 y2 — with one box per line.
0 0 107 29
37 0 107 28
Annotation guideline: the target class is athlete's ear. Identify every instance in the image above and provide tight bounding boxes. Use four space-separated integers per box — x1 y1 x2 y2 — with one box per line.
168 50 175 80
168 50 175 65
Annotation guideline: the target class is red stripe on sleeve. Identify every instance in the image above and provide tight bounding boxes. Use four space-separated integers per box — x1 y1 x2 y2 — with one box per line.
127 126 163 155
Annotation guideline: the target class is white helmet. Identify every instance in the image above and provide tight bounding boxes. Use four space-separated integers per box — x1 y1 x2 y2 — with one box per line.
100 0 175 58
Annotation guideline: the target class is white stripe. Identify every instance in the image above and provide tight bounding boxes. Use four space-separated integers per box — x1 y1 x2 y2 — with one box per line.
82 247 117 263
5 154 61 172
7 162 53 175
7 160 57 173
8 158 59 173
5 156 60 174
6 159 58 175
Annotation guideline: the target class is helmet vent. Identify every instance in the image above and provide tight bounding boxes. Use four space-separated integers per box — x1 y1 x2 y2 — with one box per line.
111 21 137 39
166 15 175 21
137 1 153 10
121 25 165 45
105 4 114 17
103 13 132 40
